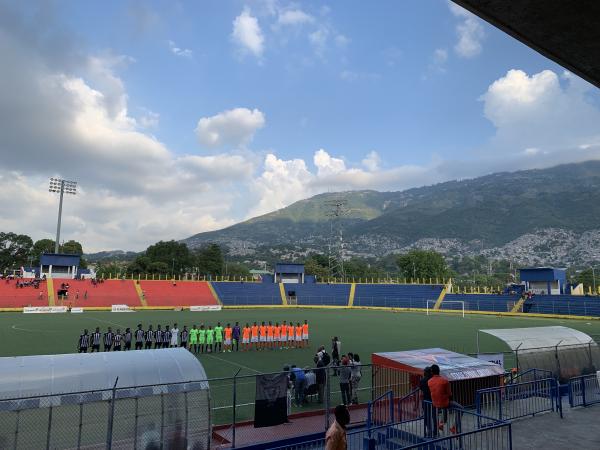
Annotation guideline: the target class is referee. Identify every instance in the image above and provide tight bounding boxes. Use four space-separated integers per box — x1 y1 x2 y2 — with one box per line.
145 325 154 350
135 324 145 350
78 329 90 353
91 327 101 352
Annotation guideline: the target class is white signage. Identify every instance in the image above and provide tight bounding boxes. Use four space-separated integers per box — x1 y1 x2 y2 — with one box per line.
477 353 504 369
23 306 68 314
111 304 134 312
70 307 84 313
189 305 222 312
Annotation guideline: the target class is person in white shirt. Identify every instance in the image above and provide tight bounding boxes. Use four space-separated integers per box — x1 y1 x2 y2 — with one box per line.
170 323 180 347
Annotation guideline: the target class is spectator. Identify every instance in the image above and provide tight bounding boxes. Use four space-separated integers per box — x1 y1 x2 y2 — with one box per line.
332 337 341 375
428 364 461 434
350 354 362 405
291 365 306 407
326 404 350 450
339 357 351 406
419 366 433 437
304 367 316 389
315 355 327 403
283 365 293 418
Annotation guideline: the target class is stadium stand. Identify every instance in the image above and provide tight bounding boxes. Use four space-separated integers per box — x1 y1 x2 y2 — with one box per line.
212 282 282 305
55 279 142 307
0 279 48 307
442 293 520 313
523 295 600 316
284 283 350 306
139 281 218 307
354 284 443 308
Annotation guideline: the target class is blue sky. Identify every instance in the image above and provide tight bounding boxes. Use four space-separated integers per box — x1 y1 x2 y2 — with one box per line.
1 0 599 251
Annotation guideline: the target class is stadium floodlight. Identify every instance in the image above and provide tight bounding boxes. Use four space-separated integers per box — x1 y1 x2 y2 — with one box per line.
49 178 77 254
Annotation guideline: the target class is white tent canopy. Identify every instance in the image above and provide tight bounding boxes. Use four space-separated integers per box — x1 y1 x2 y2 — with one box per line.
0 348 208 401
479 326 595 352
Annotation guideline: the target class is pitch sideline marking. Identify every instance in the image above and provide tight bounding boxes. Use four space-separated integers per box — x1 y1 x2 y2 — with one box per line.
11 324 60 333
202 353 261 374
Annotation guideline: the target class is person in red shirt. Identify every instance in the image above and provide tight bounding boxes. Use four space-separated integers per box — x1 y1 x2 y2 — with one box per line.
427 364 461 434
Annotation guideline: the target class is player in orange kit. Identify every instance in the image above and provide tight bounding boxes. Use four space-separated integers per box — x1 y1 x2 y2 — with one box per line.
259 322 267 350
242 323 251 351
267 321 275 349
287 321 295 349
295 322 303 348
224 323 233 352
280 321 288 349
302 320 309 349
251 322 259 350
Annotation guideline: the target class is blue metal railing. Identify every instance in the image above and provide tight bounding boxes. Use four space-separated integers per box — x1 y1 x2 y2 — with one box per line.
367 390 394 429
270 407 512 450
507 368 554 384
568 373 600 407
476 377 562 422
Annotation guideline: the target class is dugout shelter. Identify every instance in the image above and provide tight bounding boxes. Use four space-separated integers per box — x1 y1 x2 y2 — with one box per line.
0 348 210 449
478 326 600 382
372 348 504 406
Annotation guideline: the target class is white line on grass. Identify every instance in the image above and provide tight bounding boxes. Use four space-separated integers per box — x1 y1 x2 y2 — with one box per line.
202 353 261 374
11 324 60 333
86 316 129 328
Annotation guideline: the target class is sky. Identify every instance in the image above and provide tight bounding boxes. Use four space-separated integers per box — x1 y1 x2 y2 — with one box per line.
1 0 599 252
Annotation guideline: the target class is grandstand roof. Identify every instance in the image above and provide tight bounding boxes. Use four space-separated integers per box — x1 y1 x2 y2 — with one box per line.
480 326 595 351
275 263 304 274
372 348 504 381
40 253 80 267
0 348 207 401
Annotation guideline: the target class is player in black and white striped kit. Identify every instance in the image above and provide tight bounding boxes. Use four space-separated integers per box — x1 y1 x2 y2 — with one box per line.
78 329 90 353
91 327 102 352
135 324 145 350
124 328 132 351
104 327 114 352
113 329 122 351
145 325 154 350
155 325 163 349
163 325 171 349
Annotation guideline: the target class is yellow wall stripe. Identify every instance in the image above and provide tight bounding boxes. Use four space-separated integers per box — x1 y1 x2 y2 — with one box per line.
133 281 147 307
207 281 222 306
433 287 447 310
348 283 356 307
511 297 526 313
279 283 288 306
47 278 55 306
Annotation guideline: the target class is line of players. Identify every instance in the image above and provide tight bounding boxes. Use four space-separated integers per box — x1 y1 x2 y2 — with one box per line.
77 320 310 353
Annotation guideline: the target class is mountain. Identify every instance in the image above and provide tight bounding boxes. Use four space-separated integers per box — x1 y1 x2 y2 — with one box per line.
84 250 138 263
182 161 600 266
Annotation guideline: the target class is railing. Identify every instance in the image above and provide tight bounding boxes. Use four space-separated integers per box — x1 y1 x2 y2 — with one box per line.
506 368 554 384
367 390 394 429
569 373 600 407
396 388 422 422
270 406 512 450
476 377 562 423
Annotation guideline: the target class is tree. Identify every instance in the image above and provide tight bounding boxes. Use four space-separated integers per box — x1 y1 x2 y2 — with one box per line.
195 244 224 275
32 239 55 265
304 254 330 279
145 240 193 273
0 232 33 271
344 257 385 280
224 262 250 277
61 239 87 268
396 250 450 281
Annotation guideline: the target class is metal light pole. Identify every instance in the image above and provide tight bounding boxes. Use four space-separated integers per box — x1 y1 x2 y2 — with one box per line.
592 266 596 294
49 178 77 254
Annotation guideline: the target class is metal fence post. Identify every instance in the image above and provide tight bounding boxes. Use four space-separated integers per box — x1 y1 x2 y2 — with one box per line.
160 393 165 450
77 403 83 450
46 406 53 450
133 397 139 450
232 369 241 448
581 376 587 407
184 391 189 448
106 377 119 450
325 366 331 432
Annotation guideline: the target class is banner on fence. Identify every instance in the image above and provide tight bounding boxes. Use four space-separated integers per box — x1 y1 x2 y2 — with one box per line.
254 373 288 428
23 306 68 314
70 307 84 313
189 305 222 312
111 304 134 312
477 353 504 368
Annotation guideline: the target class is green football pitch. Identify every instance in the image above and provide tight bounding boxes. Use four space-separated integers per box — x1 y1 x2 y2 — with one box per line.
1 308 599 423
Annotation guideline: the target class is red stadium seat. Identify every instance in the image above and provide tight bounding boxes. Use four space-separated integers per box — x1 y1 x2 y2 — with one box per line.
139 281 218 307
54 279 141 308
0 279 49 307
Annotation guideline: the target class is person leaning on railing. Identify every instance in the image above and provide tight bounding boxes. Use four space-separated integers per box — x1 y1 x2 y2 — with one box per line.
428 364 462 435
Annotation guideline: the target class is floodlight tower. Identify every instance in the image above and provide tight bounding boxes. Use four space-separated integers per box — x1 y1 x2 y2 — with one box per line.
49 178 77 254
324 196 348 280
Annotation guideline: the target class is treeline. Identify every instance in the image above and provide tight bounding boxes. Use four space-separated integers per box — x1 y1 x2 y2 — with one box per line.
0 232 86 272
95 241 250 278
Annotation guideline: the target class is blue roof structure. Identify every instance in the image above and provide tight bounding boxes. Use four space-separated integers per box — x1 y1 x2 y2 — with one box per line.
275 263 305 274
520 267 566 282
40 253 81 267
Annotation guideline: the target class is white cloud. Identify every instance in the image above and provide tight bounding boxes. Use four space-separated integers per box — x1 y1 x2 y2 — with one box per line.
276 9 314 26
449 3 484 58
138 108 160 128
433 48 448 65
362 151 381 171
195 108 265 149
168 40 193 58
231 8 265 58
314 149 346 176
481 69 600 152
